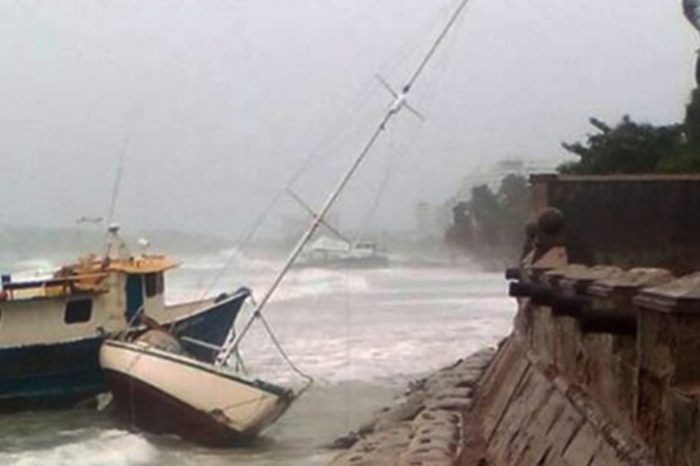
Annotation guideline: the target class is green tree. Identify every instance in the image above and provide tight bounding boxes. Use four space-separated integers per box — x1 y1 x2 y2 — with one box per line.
657 88 700 172
558 87 700 174
557 116 683 175
446 174 529 263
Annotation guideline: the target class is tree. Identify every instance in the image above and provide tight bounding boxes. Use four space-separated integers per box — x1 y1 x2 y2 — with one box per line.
558 87 700 175
557 116 683 175
658 88 700 172
445 175 529 263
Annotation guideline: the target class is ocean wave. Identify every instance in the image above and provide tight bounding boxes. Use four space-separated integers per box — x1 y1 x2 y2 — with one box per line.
178 250 280 274
271 269 371 302
1 429 156 466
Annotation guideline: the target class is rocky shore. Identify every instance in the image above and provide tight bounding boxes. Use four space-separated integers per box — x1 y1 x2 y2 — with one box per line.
328 347 496 466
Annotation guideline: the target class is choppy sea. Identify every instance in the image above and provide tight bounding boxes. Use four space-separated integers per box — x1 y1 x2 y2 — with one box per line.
0 249 515 466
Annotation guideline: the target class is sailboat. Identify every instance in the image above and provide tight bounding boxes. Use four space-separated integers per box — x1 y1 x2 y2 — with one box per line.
99 0 471 445
0 224 249 412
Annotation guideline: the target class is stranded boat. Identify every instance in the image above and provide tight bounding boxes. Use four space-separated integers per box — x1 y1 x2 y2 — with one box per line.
100 330 293 446
0 225 249 411
99 0 470 445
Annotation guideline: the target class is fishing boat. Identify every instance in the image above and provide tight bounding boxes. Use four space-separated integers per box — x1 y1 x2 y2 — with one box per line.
0 224 249 412
99 0 471 445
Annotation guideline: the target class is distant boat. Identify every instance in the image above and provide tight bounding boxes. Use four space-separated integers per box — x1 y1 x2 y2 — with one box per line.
0 225 249 412
99 0 471 446
296 236 389 269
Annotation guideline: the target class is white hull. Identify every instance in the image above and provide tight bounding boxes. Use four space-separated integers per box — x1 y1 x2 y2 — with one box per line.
100 339 293 445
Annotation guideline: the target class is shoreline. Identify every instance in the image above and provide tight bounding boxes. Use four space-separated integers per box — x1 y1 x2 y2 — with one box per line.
327 347 497 465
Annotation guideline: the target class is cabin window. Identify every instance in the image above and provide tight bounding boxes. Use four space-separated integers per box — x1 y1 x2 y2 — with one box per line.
65 299 92 324
144 273 164 298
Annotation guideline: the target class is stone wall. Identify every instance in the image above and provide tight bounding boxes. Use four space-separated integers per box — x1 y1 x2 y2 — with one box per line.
530 174 700 274
500 248 700 465
468 175 700 465
473 336 655 466
329 176 700 465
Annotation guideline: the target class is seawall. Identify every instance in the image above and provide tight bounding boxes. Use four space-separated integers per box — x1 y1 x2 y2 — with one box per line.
330 174 700 465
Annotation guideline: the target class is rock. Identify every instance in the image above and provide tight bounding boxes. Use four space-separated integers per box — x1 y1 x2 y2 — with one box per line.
415 408 461 425
373 401 424 431
425 397 473 411
357 421 375 436
398 449 454 465
406 377 427 394
434 387 473 400
329 347 497 466
327 432 361 450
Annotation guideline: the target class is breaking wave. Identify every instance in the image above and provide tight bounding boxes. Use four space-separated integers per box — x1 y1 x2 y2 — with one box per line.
1 429 156 466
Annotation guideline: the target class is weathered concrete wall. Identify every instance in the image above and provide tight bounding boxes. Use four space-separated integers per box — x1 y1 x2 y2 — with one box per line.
329 176 700 466
502 257 700 465
472 176 700 465
530 174 700 274
474 337 655 466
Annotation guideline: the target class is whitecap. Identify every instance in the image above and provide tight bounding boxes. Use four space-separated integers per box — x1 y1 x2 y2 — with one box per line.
1 429 157 466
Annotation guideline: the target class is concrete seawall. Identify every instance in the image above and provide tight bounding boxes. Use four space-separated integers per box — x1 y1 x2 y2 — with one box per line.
329 175 700 465
473 336 655 466
328 332 657 466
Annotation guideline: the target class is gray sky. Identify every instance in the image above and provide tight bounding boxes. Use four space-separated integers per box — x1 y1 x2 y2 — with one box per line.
0 0 696 237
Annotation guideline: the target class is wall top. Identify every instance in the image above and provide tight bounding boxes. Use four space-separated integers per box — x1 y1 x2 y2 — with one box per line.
530 173 700 184
588 268 674 297
634 272 700 314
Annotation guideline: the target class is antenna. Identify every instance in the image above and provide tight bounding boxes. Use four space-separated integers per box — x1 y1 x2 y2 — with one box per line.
106 131 131 227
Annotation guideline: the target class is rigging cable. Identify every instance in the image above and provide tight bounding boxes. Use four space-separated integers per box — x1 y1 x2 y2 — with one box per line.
356 0 468 240
217 0 474 384
256 312 314 395
197 67 389 300
405 0 471 93
197 3 463 300
106 131 131 227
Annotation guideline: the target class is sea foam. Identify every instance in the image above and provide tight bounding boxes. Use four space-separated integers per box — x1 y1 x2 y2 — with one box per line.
1 430 156 466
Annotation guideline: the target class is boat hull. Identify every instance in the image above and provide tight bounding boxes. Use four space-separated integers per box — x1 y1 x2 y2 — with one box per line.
100 340 292 446
0 290 249 412
103 369 249 446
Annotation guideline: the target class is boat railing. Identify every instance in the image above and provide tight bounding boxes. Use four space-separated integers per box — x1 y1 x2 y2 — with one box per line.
0 272 109 301
179 336 224 352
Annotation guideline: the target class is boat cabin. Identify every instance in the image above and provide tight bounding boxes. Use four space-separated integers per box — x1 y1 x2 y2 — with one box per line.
0 233 178 348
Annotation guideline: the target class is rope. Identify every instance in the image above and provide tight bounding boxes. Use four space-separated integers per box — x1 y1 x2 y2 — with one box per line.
405 0 471 93
195 4 463 301
196 77 379 301
218 288 312 390
355 134 412 242
356 1 468 240
220 0 474 368
220 108 397 366
195 47 409 302
254 312 314 395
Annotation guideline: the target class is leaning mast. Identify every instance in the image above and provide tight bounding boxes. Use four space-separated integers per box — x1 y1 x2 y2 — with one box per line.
216 0 472 366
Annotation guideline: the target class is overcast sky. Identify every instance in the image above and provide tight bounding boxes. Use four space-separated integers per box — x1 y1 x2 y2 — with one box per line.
0 0 696 237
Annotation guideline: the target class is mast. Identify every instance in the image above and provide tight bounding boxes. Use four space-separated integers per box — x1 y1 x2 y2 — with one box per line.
216 0 471 366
